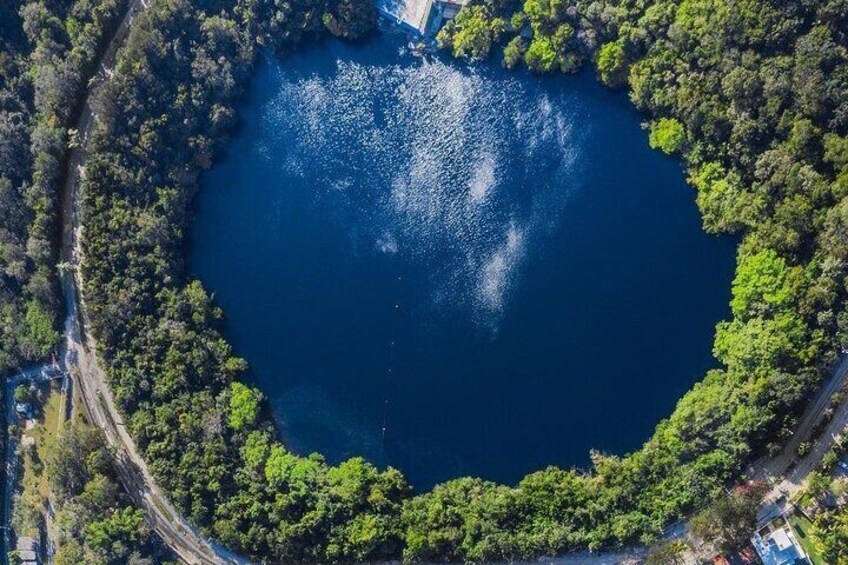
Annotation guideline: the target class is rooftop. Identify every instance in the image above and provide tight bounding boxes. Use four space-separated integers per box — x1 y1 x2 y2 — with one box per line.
377 0 468 35
751 519 807 565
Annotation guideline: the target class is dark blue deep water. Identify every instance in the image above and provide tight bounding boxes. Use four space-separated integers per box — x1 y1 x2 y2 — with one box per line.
190 32 737 489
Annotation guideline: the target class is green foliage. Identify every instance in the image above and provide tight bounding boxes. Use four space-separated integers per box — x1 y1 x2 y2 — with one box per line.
824 134 848 171
730 250 801 319
48 424 161 563
322 0 377 40
811 507 848 564
14 385 29 404
645 540 688 565
509 11 527 31
596 41 627 87
22 299 59 359
524 35 557 72
689 486 764 553
227 382 261 431
84 507 149 561
805 470 831 501
438 6 505 60
689 162 757 233
71 0 848 560
47 422 105 499
0 0 122 373
401 477 518 563
648 118 686 154
502 36 527 69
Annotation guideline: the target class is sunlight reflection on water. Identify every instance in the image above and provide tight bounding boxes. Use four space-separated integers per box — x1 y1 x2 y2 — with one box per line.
259 57 583 329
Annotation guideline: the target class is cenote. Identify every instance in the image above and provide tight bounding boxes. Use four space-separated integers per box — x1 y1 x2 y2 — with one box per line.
190 31 737 489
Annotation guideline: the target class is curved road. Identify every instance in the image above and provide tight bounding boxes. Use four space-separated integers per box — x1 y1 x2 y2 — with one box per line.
24 0 848 562
55 0 247 562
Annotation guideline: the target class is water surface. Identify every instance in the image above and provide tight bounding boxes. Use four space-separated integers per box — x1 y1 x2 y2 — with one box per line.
191 32 737 488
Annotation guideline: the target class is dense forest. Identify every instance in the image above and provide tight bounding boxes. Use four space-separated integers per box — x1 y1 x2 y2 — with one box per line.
0 0 839 562
43 423 171 564
79 0 407 562
812 504 848 563
0 0 128 373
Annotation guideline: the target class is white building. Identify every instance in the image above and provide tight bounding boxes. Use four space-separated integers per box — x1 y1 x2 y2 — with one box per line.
377 0 469 35
750 517 807 565
16 536 40 565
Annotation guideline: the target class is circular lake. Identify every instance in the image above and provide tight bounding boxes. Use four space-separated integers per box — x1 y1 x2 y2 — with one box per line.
190 31 737 489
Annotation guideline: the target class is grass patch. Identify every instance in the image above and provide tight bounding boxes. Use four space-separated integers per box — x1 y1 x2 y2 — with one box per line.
788 512 828 565
12 382 66 537
31 384 64 497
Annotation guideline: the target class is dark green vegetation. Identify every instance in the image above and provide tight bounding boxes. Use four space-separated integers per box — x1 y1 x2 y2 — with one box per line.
688 485 764 554
80 1 406 562
0 0 127 372
801 436 848 564
56 0 848 563
811 506 848 564
48 424 173 564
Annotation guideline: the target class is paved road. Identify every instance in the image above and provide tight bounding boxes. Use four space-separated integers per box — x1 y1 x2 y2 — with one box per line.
754 358 848 525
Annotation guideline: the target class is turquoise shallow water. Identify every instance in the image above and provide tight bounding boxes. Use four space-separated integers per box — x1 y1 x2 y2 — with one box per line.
190 31 737 489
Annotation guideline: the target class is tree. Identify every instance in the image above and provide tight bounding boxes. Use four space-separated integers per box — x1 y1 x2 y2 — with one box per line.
83 507 149 562
689 486 764 553
322 0 377 40
645 539 688 565
438 6 505 60
524 36 558 72
13 385 29 404
53 540 84 565
805 471 831 502
729 249 800 320
402 477 518 562
47 424 104 499
689 162 757 233
648 118 686 154
596 41 628 87
227 382 261 431
812 509 848 564
502 36 527 69
21 299 58 360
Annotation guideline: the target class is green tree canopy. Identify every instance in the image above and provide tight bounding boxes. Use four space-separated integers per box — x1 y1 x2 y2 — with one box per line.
648 118 686 154
227 382 262 431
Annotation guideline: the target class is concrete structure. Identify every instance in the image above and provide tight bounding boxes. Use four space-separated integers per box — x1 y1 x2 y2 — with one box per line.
377 0 469 35
751 517 807 565
15 536 39 565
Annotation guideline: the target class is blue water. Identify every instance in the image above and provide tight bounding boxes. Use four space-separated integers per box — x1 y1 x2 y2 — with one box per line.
190 32 737 489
